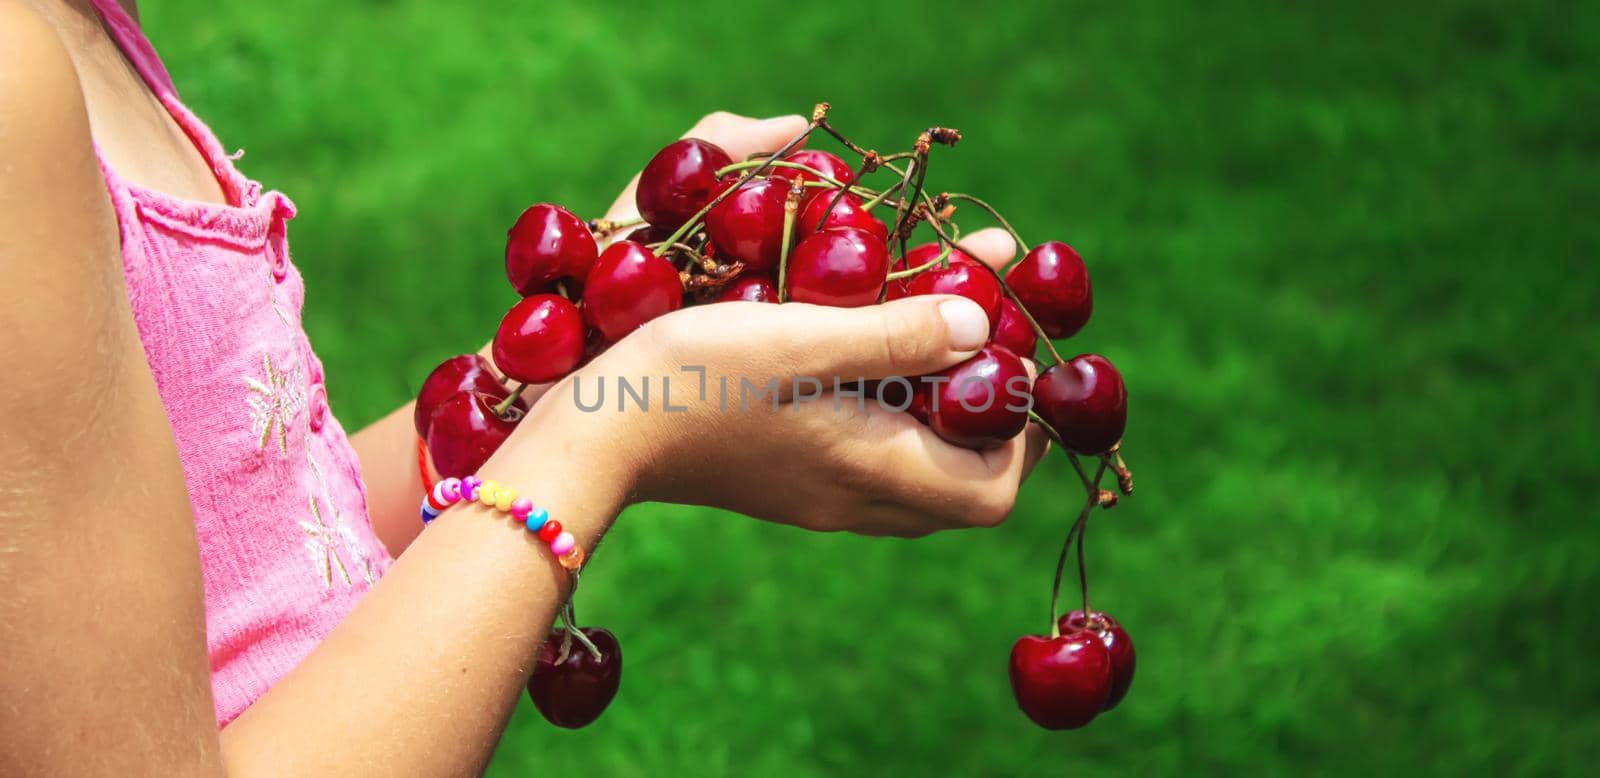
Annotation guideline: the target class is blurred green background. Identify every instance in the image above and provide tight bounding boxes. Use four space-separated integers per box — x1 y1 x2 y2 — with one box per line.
142 0 1597 774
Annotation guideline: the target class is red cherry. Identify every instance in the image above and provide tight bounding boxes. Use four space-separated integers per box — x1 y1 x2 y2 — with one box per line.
715 274 779 303
991 298 1038 359
414 354 510 437
904 262 1003 332
799 192 887 242
582 241 684 342
1031 354 1127 455
770 149 856 208
783 227 888 307
425 391 521 478
1004 241 1092 339
504 203 598 297
1009 630 1113 730
528 627 622 729
1060 610 1136 711
705 177 790 272
636 138 733 229
492 294 585 385
925 345 1030 450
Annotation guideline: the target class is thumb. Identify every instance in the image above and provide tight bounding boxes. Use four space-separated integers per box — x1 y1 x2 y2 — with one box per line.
770 295 991 383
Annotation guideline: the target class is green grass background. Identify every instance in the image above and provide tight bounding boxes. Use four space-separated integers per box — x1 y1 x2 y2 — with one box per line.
141 0 1598 774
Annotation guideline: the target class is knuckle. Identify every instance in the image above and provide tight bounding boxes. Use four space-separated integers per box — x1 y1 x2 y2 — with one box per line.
972 487 1017 528
878 305 932 375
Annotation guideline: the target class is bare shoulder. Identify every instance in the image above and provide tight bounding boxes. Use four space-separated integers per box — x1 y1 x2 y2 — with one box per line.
0 0 132 436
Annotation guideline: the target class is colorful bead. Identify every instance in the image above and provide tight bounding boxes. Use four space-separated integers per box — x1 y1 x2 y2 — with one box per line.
426 483 450 512
479 480 501 506
494 487 517 512
524 508 549 532
557 545 586 571
421 503 441 519
510 497 533 520
461 475 481 502
536 519 562 543
549 531 575 556
440 478 462 502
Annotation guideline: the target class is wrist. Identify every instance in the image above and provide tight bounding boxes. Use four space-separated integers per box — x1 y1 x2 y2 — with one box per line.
474 376 638 544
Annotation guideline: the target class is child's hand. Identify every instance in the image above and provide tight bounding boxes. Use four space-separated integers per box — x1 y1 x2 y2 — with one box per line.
570 293 1048 536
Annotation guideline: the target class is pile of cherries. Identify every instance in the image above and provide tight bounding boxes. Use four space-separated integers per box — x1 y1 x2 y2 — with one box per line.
413 105 1137 730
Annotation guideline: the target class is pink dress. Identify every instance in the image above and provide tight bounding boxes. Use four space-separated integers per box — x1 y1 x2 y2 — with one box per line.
87 0 393 725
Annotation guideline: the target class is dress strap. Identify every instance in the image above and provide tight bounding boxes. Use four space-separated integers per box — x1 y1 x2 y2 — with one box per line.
86 1 179 98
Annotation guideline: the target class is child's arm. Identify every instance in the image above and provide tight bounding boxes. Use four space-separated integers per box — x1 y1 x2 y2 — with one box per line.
1 9 1042 775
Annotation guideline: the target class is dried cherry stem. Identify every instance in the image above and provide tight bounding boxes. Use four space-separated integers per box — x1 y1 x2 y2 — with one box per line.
943 192 1026 256
1109 444 1134 495
492 383 528 417
777 180 803 302
1049 459 1108 636
659 122 818 251
587 216 645 240
924 217 1064 365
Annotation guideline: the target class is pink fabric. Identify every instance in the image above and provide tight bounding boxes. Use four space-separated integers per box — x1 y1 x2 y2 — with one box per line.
87 0 393 725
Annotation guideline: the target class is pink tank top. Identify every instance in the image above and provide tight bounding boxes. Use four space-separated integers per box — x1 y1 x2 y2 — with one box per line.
87 0 393 725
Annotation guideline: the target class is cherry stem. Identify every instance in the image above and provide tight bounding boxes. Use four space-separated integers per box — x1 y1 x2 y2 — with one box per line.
1048 459 1107 635
923 217 1064 366
492 383 527 417
714 159 848 188
858 179 904 212
943 192 1026 257
778 181 802 302
659 124 818 252
884 242 951 281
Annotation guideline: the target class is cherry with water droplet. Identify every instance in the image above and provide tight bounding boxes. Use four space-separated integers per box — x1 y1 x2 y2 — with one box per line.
492 294 586 385
425 390 522 478
582 240 684 342
636 139 733 229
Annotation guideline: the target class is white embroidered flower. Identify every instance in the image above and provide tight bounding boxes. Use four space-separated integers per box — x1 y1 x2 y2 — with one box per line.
244 351 305 453
299 495 351 588
306 449 375 586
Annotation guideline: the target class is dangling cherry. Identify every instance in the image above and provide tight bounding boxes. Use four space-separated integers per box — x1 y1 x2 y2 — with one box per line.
1009 628 1113 730
904 262 1003 332
799 192 887 242
1031 354 1126 455
636 138 733 229
528 627 622 729
1060 610 1135 711
783 227 888 307
505 203 598 297
705 177 789 272
492 294 585 385
1005 241 1092 339
924 345 1030 450
582 240 684 342
425 390 522 478
991 298 1038 359
714 274 779 303
414 354 514 438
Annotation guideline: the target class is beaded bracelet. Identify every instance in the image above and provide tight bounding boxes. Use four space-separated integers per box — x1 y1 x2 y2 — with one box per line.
420 475 586 571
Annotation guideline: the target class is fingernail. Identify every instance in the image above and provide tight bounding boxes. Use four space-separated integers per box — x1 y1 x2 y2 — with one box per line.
939 298 989 352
